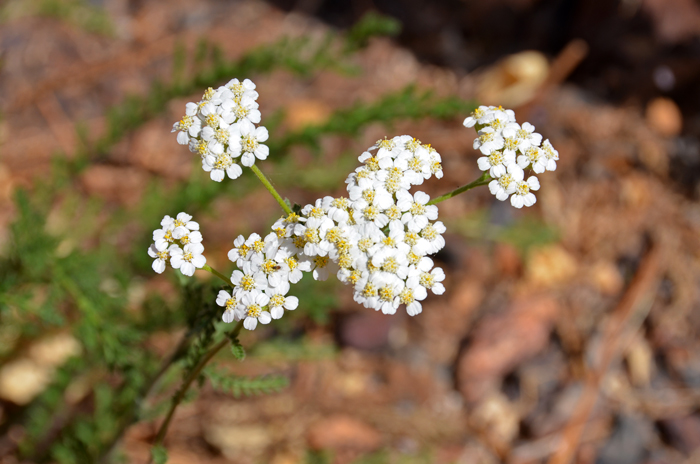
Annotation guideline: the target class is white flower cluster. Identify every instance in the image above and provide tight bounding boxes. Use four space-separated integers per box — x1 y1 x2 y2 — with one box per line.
216 231 304 330
266 136 446 319
148 213 206 276
172 78 269 182
464 106 559 208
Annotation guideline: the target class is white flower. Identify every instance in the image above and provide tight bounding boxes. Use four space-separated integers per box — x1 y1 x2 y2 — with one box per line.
148 244 170 274
398 277 428 316
238 291 271 330
510 176 540 208
396 190 438 232
376 277 404 314
517 146 547 173
216 290 238 323
163 212 200 239
153 228 175 252
170 243 206 276
488 164 524 201
506 122 542 152
294 217 334 257
473 127 504 155
231 261 268 292
407 257 445 296
203 153 243 182
265 281 299 319
477 150 516 178
237 120 269 167
415 221 446 255
311 254 337 281
225 78 258 101
371 247 410 280
463 105 496 128
172 113 202 144
541 139 559 171
275 250 311 284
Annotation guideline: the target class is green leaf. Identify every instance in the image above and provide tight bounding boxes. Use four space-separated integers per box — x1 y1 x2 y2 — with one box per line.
230 343 246 361
151 445 168 464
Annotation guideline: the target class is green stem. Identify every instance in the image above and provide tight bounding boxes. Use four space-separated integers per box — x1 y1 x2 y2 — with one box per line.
249 164 292 215
427 172 491 205
150 320 244 458
202 264 231 286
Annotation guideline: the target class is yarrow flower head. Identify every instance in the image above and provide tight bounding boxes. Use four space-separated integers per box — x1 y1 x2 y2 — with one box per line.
172 78 270 182
464 106 559 208
148 212 206 276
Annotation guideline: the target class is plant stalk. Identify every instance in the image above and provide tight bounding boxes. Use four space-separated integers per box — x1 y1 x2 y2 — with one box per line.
249 164 292 215
149 320 244 458
202 264 231 286
427 171 491 205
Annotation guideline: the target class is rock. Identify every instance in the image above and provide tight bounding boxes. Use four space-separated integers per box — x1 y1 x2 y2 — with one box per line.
646 97 683 137
588 260 624 296
470 392 520 445
203 424 272 460
477 51 549 108
307 415 382 452
0 358 52 405
525 245 578 288
28 333 81 367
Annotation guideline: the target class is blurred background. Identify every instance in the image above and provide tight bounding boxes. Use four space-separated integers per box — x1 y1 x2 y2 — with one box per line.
1 0 700 463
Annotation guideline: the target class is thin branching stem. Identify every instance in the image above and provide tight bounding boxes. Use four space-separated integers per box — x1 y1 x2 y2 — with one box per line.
249 164 292 215
427 172 491 205
202 264 231 286
149 320 244 459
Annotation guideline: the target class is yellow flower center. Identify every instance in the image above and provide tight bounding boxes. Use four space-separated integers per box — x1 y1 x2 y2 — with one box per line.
314 256 329 268
362 283 377 298
261 259 278 275
202 87 215 101
488 152 504 167
422 224 438 241
308 207 324 218
386 205 401 221
404 232 418 246
270 295 285 307
405 138 421 152
206 114 219 128
377 138 395 150
498 174 513 189
382 257 399 274
378 286 394 302
409 202 426 216
515 182 530 196
292 236 306 249
358 238 373 252
247 304 262 318
399 288 415 304
304 228 320 244
419 272 435 288
178 115 193 129
285 257 298 270
240 275 256 291
242 135 258 153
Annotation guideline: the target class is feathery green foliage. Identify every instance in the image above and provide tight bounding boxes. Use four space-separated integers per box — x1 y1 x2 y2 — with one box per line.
204 367 289 398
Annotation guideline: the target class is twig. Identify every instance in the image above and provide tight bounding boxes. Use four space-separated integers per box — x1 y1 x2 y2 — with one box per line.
147 320 244 462
547 244 662 464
